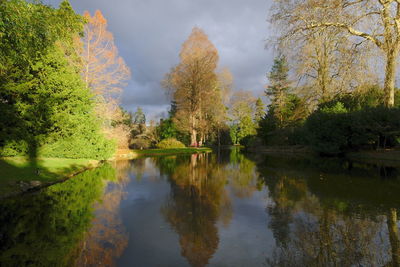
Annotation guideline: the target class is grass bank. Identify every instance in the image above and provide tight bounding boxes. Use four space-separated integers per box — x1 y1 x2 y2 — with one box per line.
0 157 99 196
114 147 212 159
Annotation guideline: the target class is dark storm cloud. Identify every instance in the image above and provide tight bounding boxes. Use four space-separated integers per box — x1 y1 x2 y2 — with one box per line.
46 0 274 120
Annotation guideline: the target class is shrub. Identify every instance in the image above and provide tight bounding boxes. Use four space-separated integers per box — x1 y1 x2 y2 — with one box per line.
305 103 351 155
130 137 151 150
240 135 263 149
39 134 115 160
156 138 185 149
305 105 400 154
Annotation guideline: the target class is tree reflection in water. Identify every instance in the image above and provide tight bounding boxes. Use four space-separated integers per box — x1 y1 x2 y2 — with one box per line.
151 149 263 267
154 153 230 267
0 164 116 267
228 147 262 198
256 156 400 266
2 150 400 266
75 160 132 267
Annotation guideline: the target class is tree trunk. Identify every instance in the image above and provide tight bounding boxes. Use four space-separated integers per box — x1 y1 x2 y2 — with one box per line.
218 127 221 147
85 37 90 88
199 134 204 147
191 129 197 147
190 114 197 146
384 49 397 107
388 208 400 267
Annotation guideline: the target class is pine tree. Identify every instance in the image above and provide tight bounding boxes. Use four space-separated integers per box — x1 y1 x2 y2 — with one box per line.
255 98 265 123
133 107 146 125
266 55 291 128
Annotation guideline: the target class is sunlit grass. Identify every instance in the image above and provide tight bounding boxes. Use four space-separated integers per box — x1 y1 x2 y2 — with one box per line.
0 157 98 195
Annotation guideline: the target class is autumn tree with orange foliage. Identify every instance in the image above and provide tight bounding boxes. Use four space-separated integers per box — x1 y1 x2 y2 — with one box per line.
163 27 229 146
82 10 131 148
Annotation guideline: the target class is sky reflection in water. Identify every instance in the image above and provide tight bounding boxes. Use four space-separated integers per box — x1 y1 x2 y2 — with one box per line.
1 148 400 266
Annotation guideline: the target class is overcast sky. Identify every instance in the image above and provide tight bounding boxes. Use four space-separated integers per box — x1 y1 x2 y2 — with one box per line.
46 0 274 121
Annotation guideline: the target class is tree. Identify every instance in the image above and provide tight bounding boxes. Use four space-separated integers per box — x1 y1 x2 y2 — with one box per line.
270 1 376 105
130 106 146 138
270 0 400 107
229 91 257 144
255 98 265 123
133 107 146 125
157 119 178 140
163 27 222 146
258 57 307 145
82 10 130 97
0 0 114 160
82 10 131 148
266 55 291 127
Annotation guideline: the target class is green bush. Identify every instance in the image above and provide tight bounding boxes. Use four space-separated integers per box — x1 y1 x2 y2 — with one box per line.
305 104 400 154
39 135 115 160
156 138 185 149
305 103 351 154
240 135 263 148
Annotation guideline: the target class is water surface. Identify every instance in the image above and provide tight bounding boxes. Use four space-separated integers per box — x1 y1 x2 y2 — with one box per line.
1 149 400 266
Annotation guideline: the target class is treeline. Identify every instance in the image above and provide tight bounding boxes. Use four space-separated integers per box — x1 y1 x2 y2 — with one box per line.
0 1 130 159
242 0 400 154
245 55 400 155
147 27 265 148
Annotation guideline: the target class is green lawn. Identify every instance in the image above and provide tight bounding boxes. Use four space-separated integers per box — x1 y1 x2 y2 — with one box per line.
0 157 98 196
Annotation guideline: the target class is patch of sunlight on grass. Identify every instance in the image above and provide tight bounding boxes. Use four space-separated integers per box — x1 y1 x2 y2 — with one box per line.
0 157 96 195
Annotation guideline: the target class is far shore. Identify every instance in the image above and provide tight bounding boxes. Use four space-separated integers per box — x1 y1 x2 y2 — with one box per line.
112 147 213 160
246 145 400 166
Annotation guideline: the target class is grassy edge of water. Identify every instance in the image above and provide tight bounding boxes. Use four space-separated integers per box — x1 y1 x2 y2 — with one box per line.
0 157 101 197
113 147 212 159
0 147 212 196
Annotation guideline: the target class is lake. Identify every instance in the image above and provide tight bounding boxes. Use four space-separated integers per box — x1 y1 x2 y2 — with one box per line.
1 148 400 266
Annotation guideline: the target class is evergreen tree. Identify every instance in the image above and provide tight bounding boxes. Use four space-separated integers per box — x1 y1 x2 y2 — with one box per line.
0 0 114 159
266 55 290 128
255 98 265 123
133 107 146 125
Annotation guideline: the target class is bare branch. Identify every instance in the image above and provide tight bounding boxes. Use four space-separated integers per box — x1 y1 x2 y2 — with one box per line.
302 22 383 49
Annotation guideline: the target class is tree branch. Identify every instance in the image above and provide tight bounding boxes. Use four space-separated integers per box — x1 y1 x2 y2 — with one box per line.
302 22 383 49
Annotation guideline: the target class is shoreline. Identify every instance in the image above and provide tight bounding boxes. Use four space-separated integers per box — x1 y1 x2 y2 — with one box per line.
0 148 212 198
112 147 213 160
246 146 400 165
0 157 102 199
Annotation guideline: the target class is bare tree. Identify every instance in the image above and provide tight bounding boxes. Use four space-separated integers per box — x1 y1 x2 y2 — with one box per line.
82 10 131 148
270 0 378 106
271 0 400 107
